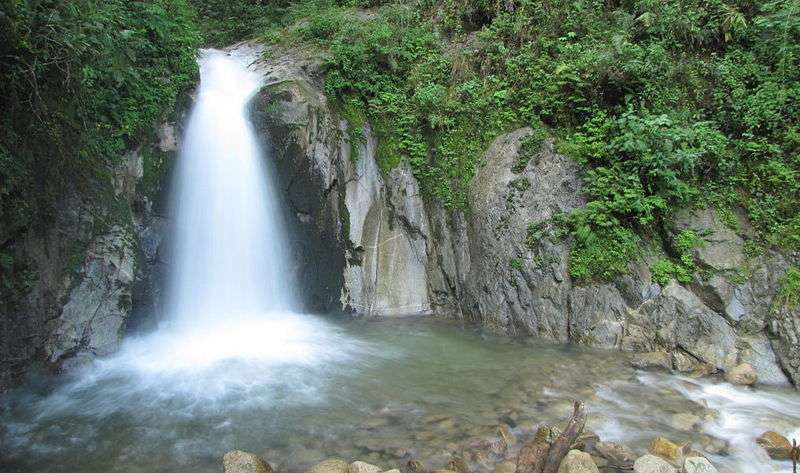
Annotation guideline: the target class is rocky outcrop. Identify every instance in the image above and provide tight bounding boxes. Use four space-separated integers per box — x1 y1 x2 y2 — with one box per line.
0 117 180 386
242 42 798 386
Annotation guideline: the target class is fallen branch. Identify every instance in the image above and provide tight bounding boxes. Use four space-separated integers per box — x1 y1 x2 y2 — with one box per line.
541 401 587 473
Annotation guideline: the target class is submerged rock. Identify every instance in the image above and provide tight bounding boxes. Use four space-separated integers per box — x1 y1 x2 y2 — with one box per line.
648 437 686 465
756 431 793 460
633 454 677 473
308 459 350 473
556 450 598 473
223 450 273 473
724 363 757 385
491 461 516 473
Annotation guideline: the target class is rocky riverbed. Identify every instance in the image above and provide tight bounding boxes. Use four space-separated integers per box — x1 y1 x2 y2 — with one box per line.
7 318 793 473
220 398 798 473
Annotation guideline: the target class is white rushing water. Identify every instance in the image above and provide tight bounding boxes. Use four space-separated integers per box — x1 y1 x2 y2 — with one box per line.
96 50 365 385
168 49 295 320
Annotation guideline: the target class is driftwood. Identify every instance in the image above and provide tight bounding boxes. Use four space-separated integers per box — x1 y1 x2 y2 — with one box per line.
515 426 553 473
541 401 587 473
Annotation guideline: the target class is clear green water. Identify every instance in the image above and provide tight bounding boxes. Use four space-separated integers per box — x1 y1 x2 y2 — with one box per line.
1 316 798 473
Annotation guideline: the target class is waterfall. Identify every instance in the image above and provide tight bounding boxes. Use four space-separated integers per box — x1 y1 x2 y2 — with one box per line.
167 49 295 322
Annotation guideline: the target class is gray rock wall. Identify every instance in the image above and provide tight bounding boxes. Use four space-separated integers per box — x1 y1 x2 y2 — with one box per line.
242 43 799 387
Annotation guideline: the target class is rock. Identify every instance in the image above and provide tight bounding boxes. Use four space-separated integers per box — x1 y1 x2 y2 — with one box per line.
350 462 382 473
492 462 516 473
756 431 793 460
383 470 402 473
682 457 718 473
630 352 672 370
633 455 677 473
594 441 635 470
648 437 686 465
223 450 272 473
557 450 599 473
724 363 757 385
670 412 702 432
497 423 516 447
447 457 470 473
643 282 738 371
308 459 350 473
407 460 427 473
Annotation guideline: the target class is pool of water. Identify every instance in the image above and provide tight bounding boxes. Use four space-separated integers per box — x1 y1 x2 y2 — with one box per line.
1 316 798 473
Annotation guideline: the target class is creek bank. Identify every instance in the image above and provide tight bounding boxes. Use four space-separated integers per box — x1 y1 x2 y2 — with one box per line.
239 41 799 387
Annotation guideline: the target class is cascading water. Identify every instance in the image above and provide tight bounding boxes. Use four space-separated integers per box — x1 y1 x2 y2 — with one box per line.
168 49 295 322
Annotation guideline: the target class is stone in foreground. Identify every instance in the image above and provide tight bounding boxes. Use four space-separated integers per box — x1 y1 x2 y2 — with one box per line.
223 450 273 473
633 454 677 473
308 459 350 473
648 437 686 464
756 431 793 460
557 449 599 473
350 461 382 473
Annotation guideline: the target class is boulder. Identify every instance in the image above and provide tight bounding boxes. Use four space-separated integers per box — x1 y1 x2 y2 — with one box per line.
308 459 350 473
556 450 599 473
724 363 757 385
633 455 677 473
630 352 672 370
350 462 382 473
682 457 718 473
594 441 635 469
756 431 793 460
648 437 686 465
223 450 273 473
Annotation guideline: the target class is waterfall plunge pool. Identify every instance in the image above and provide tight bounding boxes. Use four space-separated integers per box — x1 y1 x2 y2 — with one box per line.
2 316 799 473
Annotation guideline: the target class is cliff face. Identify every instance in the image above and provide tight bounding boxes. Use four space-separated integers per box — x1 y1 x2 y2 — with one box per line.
245 43 799 387
0 121 180 388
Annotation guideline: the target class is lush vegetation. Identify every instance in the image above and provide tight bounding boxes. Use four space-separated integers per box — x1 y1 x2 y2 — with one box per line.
1 0 797 294
0 0 201 305
254 0 799 281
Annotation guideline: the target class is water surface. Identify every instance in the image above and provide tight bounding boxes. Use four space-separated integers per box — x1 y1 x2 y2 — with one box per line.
2 317 798 473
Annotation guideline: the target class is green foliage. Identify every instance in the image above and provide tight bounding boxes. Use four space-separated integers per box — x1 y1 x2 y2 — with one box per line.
510 256 524 270
568 224 639 281
653 259 694 286
189 0 289 46
0 0 200 306
652 230 702 285
775 266 800 309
